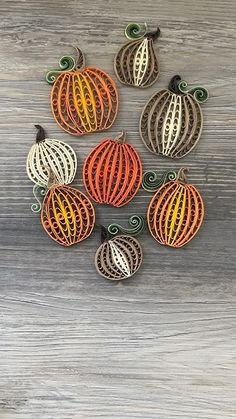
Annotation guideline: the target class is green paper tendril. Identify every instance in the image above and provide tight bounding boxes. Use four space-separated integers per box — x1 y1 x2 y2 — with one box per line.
45 48 85 85
125 23 148 40
45 56 75 85
142 170 177 192
108 215 145 237
31 184 47 213
178 80 209 103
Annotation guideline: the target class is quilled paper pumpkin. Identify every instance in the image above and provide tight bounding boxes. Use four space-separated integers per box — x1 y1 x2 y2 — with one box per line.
145 168 204 248
26 125 77 187
83 132 142 207
41 169 95 246
46 48 118 136
139 75 209 158
95 223 143 280
114 23 160 88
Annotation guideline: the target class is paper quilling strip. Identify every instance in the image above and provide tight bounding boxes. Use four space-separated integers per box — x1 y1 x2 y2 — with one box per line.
95 216 144 280
143 168 204 247
114 23 160 88
41 168 95 246
26 125 77 187
83 132 142 207
46 47 118 136
139 75 209 158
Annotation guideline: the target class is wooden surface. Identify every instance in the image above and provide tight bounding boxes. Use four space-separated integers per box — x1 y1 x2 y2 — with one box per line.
0 0 236 418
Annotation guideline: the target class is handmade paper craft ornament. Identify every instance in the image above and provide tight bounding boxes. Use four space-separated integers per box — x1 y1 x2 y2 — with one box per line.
26 125 77 186
83 132 142 207
139 75 209 158
114 23 160 88
143 168 204 248
95 215 144 280
41 168 95 246
46 47 118 136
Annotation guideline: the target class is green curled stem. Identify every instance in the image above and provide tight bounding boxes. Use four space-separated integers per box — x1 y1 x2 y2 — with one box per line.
125 22 148 40
108 215 145 237
178 80 209 103
142 170 177 192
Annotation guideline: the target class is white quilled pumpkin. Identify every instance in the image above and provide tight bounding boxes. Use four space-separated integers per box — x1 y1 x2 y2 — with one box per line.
26 125 77 186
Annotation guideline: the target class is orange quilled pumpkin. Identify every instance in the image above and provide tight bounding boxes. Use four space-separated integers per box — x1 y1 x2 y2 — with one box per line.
41 169 95 246
147 168 204 247
46 48 118 136
83 132 142 207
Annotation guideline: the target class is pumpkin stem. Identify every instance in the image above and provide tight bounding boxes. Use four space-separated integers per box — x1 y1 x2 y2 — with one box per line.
168 75 182 94
146 27 161 41
100 225 112 243
35 125 46 143
114 131 126 144
41 165 60 189
72 46 85 70
177 167 189 183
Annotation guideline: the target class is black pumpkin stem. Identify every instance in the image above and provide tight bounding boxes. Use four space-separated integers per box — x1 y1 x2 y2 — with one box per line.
100 225 112 243
168 75 182 94
146 27 161 41
35 125 46 143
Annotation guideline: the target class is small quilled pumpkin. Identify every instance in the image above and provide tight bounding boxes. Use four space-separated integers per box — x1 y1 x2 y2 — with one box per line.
83 132 142 207
139 75 209 158
26 125 77 186
46 47 118 136
41 168 95 246
114 23 160 88
95 225 143 280
144 168 204 248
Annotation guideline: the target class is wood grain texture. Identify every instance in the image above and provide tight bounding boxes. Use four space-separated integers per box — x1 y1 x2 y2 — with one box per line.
0 0 236 418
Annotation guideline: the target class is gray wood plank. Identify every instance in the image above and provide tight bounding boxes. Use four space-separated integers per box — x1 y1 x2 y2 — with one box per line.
0 0 235 418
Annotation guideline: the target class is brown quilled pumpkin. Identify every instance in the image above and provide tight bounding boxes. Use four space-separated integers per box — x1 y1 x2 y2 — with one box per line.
139 75 209 158
114 23 160 88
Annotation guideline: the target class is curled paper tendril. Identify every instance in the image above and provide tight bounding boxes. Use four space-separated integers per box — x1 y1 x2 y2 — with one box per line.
31 184 47 213
125 22 148 40
142 170 177 192
178 80 209 103
45 48 85 85
108 215 145 237
46 56 75 85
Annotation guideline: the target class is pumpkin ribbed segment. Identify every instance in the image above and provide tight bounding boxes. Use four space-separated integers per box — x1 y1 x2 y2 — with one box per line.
51 68 118 136
83 139 142 207
147 180 204 247
41 185 95 246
